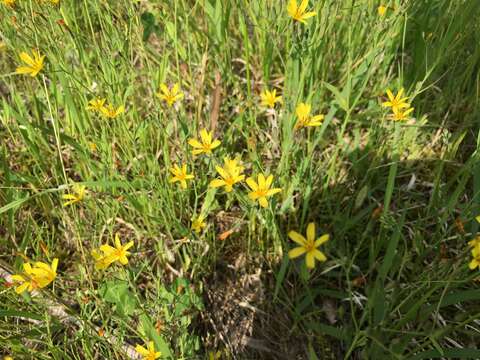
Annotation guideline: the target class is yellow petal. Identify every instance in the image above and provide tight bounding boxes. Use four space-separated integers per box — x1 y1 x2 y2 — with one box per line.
288 246 307 259
246 177 258 191
215 165 229 180
210 179 225 188
299 0 309 13
305 252 315 269
287 0 298 17
288 231 306 246
16 66 34 75
312 249 327 262
266 188 282 196
15 282 30 294
115 234 122 248
258 197 269 208
469 259 479 270
188 139 203 148
314 234 330 247
306 222 316 242
258 174 266 189
135 344 150 356
123 241 134 251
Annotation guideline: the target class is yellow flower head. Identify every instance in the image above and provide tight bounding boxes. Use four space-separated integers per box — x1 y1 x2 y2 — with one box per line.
188 129 221 155
288 222 329 269
378 5 387 16
210 157 245 192
294 102 324 129
191 215 207 233
62 184 86 207
287 0 317 24
86 98 106 112
91 234 134 270
170 163 194 189
16 49 45 77
382 88 410 112
246 174 282 208
475 215 480 223
260 89 282 109
157 83 184 107
135 341 161 360
11 258 58 294
390 107 414 121
100 103 124 119
469 244 480 270
2 0 15 7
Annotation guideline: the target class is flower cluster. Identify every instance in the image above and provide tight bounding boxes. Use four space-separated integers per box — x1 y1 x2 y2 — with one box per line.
11 259 58 294
382 88 414 121
87 98 124 119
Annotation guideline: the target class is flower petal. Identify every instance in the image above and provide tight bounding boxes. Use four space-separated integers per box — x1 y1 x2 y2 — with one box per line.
314 234 330 247
246 177 258 191
210 179 226 188
288 246 307 259
312 249 327 262
258 197 268 208
288 231 306 246
306 222 316 242
305 252 315 269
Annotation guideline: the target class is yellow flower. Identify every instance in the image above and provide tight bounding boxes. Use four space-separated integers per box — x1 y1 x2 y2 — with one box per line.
191 215 207 233
390 107 414 121
294 102 324 129
62 184 86 207
170 163 194 189
91 234 134 270
157 83 184 107
188 129 221 155
210 157 245 192
469 236 480 248
382 88 410 111
2 0 15 7
469 244 480 270
16 49 45 77
287 0 316 24
135 341 161 360
476 215 480 223
246 174 282 208
11 258 58 294
86 98 106 112
288 222 329 269
100 103 124 118
378 5 387 16
260 89 282 109
4 356 14 360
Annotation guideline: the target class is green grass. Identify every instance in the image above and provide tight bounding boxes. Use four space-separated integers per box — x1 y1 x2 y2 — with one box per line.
1 0 480 358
